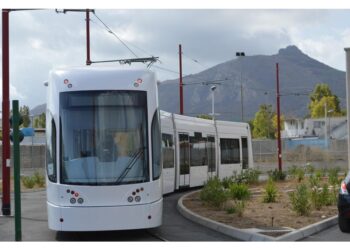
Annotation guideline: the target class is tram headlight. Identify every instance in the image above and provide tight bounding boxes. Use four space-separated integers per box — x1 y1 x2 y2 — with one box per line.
135 196 141 202
70 198 76 204
127 196 134 203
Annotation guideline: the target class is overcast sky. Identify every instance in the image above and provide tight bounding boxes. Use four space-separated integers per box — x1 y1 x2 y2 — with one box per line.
1 9 350 109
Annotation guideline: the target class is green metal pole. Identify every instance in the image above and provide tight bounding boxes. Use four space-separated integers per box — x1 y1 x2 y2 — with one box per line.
13 100 22 241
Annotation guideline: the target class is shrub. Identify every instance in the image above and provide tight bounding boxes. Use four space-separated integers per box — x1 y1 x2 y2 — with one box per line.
309 175 322 210
263 179 278 203
268 169 286 181
22 176 36 189
288 165 299 179
305 163 315 175
33 171 45 188
243 169 261 185
320 184 333 206
328 167 340 186
289 184 311 216
296 168 305 182
229 183 251 200
235 200 246 217
222 176 233 189
232 169 261 185
200 177 228 208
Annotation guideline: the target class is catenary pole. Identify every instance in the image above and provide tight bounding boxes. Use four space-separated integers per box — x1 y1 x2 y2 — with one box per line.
276 63 282 172
179 44 183 115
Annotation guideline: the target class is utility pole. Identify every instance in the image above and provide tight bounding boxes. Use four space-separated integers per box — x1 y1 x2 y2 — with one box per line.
2 9 11 216
276 63 282 172
86 9 91 65
179 44 183 115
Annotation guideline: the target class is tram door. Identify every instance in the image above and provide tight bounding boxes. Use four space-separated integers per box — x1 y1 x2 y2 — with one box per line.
179 133 190 187
241 137 249 169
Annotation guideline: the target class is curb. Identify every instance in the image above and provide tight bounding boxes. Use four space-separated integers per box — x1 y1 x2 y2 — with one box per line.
177 190 338 241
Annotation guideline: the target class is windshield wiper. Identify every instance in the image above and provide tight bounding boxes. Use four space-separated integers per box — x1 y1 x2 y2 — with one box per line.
115 147 145 185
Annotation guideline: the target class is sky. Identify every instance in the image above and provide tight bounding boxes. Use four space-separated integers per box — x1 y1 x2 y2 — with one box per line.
2 5 350 110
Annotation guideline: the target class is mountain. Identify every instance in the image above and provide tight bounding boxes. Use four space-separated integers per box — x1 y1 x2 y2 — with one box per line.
158 45 346 121
30 103 46 116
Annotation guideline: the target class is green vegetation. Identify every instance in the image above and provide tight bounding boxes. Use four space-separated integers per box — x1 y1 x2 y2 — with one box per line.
200 177 228 208
19 105 30 128
308 83 343 118
251 104 284 139
21 172 46 189
229 183 250 200
263 179 278 203
21 176 36 189
289 184 311 216
34 113 46 128
232 169 261 185
268 169 286 181
196 114 213 120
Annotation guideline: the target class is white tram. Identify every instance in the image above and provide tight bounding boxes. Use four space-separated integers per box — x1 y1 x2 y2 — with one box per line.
45 66 253 232
160 111 253 194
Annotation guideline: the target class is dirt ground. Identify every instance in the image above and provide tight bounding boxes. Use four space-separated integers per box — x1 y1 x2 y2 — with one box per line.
182 179 338 233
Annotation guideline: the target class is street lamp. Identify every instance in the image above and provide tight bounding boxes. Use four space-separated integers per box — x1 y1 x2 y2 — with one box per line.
236 52 245 122
210 85 217 121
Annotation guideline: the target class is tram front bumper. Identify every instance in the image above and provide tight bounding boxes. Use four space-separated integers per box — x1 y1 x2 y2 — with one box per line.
47 198 163 231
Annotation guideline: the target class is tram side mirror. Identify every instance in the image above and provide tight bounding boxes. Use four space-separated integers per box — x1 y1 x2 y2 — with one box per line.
10 114 24 143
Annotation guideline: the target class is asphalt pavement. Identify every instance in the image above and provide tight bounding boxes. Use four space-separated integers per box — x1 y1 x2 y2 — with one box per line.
0 189 236 241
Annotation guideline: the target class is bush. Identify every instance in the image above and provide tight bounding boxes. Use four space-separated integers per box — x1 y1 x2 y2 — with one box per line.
309 175 322 210
226 206 236 214
222 176 234 189
320 184 333 206
232 169 261 185
235 200 246 217
263 179 278 203
22 176 36 189
200 177 228 208
288 165 299 179
229 183 251 200
289 184 311 216
305 163 315 175
296 167 305 182
33 171 45 187
328 167 340 186
268 169 286 181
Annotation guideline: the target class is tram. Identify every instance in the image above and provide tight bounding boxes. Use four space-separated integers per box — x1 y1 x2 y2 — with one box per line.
45 66 253 231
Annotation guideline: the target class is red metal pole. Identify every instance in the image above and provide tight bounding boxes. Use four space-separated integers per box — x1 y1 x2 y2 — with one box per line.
179 44 183 115
2 9 11 216
276 63 282 172
86 9 91 65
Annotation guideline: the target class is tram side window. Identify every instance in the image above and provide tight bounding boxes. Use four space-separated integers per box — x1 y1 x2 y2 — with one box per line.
220 138 240 164
190 133 207 167
162 133 174 169
152 110 162 180
46 118 57 182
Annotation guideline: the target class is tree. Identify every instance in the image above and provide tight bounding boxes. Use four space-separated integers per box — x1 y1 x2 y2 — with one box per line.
19 105 30 128
33 113 46 128
252 104 275 139
272 113 285 139
308 83 342 118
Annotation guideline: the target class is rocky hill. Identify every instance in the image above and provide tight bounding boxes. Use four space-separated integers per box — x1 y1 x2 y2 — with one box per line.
158 45 346 121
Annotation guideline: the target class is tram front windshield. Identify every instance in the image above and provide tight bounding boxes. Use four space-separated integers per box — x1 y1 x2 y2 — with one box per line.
59 91 149 185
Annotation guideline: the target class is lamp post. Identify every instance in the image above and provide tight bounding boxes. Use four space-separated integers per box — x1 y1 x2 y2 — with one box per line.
236 51 245 122
210 85 217 120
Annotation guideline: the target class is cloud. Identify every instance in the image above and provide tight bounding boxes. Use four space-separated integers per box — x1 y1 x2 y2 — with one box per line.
0 9 348 110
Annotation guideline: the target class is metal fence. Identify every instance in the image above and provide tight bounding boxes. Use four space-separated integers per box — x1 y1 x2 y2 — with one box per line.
253 138 348 171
